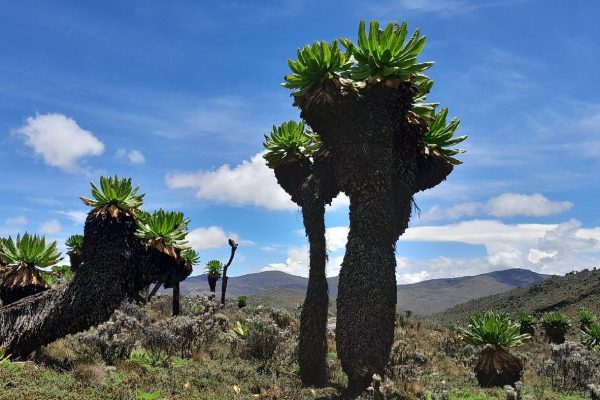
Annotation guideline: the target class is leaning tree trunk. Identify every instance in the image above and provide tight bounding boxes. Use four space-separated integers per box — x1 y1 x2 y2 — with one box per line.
0 210 186 359
301 81 414 394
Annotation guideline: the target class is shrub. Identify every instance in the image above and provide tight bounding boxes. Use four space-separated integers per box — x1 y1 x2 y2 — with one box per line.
72 363 107 386
240 315 288 361
535 341 600 392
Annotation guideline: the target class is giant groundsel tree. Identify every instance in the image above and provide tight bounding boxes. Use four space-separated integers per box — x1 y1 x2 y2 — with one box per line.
263 120 338 386
281 20 467 392
0 176 190 358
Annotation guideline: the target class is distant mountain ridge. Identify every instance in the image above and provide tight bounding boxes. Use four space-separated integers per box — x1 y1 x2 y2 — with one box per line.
176 268 549 315
433 268 600 324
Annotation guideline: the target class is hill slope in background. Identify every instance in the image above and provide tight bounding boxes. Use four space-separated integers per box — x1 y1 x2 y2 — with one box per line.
433 268 600 324
176 268 549 315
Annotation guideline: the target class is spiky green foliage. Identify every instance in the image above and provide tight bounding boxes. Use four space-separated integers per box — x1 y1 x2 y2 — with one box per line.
65 234 84 252
542 312 572 329
580 323 600 351
80 175 144 212
204 260 223 278
340 20 433 81
234 319 249 339
283 40 351 98
39 265 73 287
459 312 530 348
411 78 438 124
0 233 62 267
577 307 597 329
135 209 190 250
263 121 321 168
238 295 248 308
518 313 535 327
181 249 200 266
422 108 467 165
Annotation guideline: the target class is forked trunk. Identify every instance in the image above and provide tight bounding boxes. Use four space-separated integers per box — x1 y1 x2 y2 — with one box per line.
301 81 414 394
0 210 187 359
298 175 329 387
475 346 523 387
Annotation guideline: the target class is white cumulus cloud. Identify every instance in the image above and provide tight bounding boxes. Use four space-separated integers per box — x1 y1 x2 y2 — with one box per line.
187 226 238 250
166 153 348 212
15 113 104 172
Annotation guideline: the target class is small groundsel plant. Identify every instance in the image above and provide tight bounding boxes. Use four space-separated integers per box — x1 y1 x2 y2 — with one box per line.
576 307 597 330
518 313 536 335
542 311 571 344
238 295 248 308
459 311 530 387
580 323 600 351
80 175 144 215
205 260 223 278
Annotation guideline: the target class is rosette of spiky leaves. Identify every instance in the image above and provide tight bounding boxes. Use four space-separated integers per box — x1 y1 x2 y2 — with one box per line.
181 249 200 266
0 233 62 268
410 78 438 125
80 175 144 214
576 307 597 330
135 209 190 250
580 323 600 350
283 40 352 99
205 260 223 278
0 238 8 266
340 20 433 82
518 314 535 326
263 121 321 168
65 234 84 253
542 312 571 330
422 108 467 165
459 312 530 349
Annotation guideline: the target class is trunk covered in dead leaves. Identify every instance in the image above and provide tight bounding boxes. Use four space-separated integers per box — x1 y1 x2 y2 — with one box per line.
475 346 523 387
0 210 187 359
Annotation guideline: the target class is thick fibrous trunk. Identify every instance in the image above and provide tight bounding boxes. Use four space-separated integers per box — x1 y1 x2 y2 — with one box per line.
208 276 218 292
68 251 83 273
475 346 523 387
298 176 329 387
0 210 186 359
301 81 413 393
172 281 180 316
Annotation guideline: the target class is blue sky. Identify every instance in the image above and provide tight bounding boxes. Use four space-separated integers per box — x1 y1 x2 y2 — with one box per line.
1 0 599 282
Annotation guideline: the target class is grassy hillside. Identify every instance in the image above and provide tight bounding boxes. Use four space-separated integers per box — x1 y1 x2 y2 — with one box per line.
434 268 600 324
